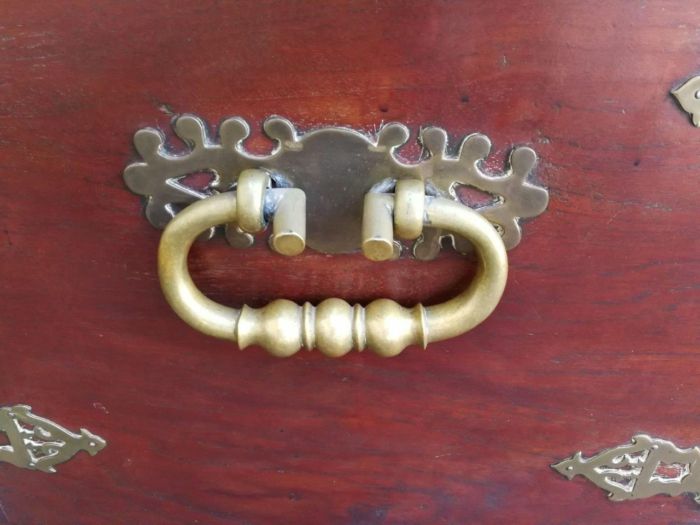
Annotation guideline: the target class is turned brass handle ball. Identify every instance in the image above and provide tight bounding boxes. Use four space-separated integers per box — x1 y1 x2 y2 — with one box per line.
157 171 508 357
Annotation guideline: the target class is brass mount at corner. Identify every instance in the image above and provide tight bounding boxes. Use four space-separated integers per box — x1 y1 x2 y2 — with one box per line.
123 116 549 357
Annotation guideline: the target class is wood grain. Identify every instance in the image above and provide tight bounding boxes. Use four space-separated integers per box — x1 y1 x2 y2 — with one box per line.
0 1 698 523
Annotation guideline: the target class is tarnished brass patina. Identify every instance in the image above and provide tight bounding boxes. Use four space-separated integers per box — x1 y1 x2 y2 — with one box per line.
158 171 507 356
124 116 548 258
124 117 548 355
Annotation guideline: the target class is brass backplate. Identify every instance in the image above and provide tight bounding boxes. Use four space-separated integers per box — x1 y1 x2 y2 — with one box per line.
124 116 548 258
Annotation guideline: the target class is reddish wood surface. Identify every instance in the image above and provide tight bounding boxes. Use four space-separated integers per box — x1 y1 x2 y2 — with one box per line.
0 1 699 523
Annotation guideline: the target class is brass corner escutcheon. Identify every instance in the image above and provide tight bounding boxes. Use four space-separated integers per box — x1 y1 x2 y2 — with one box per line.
123 116 548 356
0 405 106 473
553 435 700 504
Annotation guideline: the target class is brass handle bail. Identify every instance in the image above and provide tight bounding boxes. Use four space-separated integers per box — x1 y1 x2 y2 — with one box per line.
158 169 508 357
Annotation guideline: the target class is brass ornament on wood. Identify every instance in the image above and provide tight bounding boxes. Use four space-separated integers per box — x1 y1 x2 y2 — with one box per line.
124 115 548 256
672 76 700 126
553 435 700 504
0 405 106 473
124 117 548 356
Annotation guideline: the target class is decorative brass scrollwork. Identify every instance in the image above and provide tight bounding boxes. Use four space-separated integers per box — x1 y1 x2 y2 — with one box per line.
124 117 548 356
124 116 548 257
0 405 106 473
553 435 700 504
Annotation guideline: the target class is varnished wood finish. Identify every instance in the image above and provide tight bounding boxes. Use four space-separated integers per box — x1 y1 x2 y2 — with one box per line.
0 1 698 523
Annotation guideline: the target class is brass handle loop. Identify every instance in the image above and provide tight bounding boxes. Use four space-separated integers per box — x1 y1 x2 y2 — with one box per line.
158 170 508 357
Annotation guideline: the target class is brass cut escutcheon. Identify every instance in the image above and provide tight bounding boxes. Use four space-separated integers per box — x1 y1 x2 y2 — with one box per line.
553 435 700 504
0 405 106 473
124 117 548 356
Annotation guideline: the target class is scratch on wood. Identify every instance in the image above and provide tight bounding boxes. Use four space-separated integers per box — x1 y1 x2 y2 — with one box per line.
157 102 175 116
0 497 9 524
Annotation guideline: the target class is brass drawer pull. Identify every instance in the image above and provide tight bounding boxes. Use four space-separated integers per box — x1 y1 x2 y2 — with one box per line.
124 116 549 356
159 169 507 357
